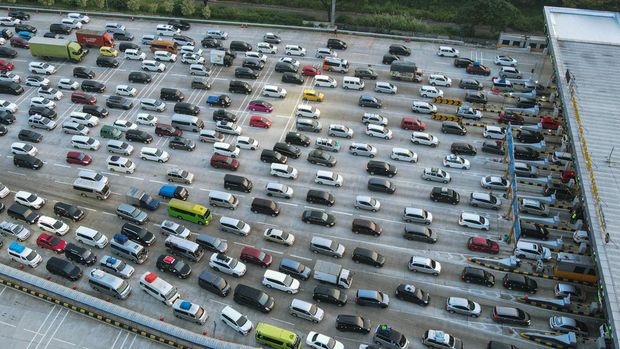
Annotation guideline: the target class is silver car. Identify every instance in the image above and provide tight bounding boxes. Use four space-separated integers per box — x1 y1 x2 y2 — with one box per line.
519 198 549 216
422 168 451 184
116 203 148 224
469 192 502 210
446 297 481 317
402 207 433 225
289 299 324 323
265 182 294 199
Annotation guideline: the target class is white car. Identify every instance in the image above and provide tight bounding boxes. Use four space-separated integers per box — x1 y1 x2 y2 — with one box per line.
354 195 381 212
136 113 157 126
209 252 246 277
37 87 63 100
0 183 10 198
140 147 170 163
295 104 320 119
113 119 138 132
391 148 418 163
215 121 242 135
25 76 50 87
278 56 300 69
15 191 46 209
262 270 300 294
124 49 146 61
411 132 438 147
159 220 191 239
30 97 55 109
428 74 452 87
245 51 267 63
315 47 336 58
314 170 343 187
67 13 90 23
446 297 481 317
365 124 392 139
285 44 306 56
374 81 398 94
140 98 166 111
141 60 166 72
29 62 56 75
235 136 259 150
263 228 295 246
115 85 137 97
220 306 253 335
458 212 490 230
483 125 506 139
443 154 470 169
179 46 202 55
10 142 37 156
262 85 287 98
328 124 353 139
57 78 80 90
411 100 437 114
154 50 176 62
456 106 483 120
37 216 69 236
181 53 205 64
0 100 17 113
361 112 388 126
494 55 518 66
422 167 451 183
61 18 82 29
270 163 298 180
0 38 5 46
257 42 277 54
419 85 444 98
0 17 20 26
480 175 510 191
306 332 344 349
0 72 20 83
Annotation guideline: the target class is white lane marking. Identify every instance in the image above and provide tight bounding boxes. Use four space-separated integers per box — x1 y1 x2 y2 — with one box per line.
208 299 228 306
126 334 138 349
199 188 209 192
82 206 97 212
53 164 71 168
331 210 353 216
303 205 324 211
110 192 122 196
110 331 123 349
42 309 71 349
125 176 144 181
233 241 254 247
117 332 130 349
54 180 72 185
102 212 116 216
261 248 283 255
289 254 312 261
270 318 294 326
100 171 119 176
149 179 167 184
31 306 63 349
25 305 57 349
0 320 16 328
7 171 26 176
276 201 297 207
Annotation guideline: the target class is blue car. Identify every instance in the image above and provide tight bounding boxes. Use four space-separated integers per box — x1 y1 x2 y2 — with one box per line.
158 185 189 200
17 31 34 40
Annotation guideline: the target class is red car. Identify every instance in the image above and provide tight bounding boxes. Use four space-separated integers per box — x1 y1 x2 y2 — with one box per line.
0 60 14 72
66 151 92 165
498 111 524 125
210 154 239 171
239 246 273 268
36 233 67 253
467 236 499 254
71 92 97 105
400 117 426 131
302 65 320 76
249 115 272 128
10 37 29 49
465 62 491 76
248 100 273 113
540 117 560 130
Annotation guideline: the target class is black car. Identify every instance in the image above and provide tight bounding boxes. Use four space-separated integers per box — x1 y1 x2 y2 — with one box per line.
459 78 483 90
544 183 575 201
464 91 487 104
106 95 133 110
461 266 495 287
43 32 59 38
482 141 505 155
354 67 378 80
83 105 109 118
503 273 537 294
358 95 382 108
81 80 105 93
327 38 347 50
366 160 397 177
260 149 287 164
352 247 385 268
234 67 258 79
307 149 336 167
367 177 395 194
302 209 335 227
388 44 411 56
0 29 13 40
492 306 531 326
29 106 57 119
121 223 155 246
15 24 36 33
96 56 119 68
53 202 85 222
273 142 301 158
514 145 539 160
517 98 537 109
382 54 399 65
168 136 195 151
395 283 430 306
0 124 7 136
454 57 475 68
516 129 544 143
313 285 347 306
119 42 139 52
201 37 222 48
279 258 311 281
306 189 335 207
282 72 304 84
8 10 30 20
73 67 95 79
46 257 82 281
125 129 153 143
198 270 230 296
168 19 191 31
519 222 549 240
430 187 460 205
336 315 371 334
355 289 389 308
156 254 191 279
285 131 310 147
0 47 17 58
129 71 152 84
0 110 14 125
113 32 134 41
195 234 228 253
18 129 43 143
64 243 97 266
451 142 477 156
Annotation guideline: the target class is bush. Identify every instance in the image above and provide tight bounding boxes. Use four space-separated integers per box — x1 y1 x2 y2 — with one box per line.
126 0 142 12
210 6 313 26
201 5 212 19
178 0 196 17
158 0 175 14
88 0 105 9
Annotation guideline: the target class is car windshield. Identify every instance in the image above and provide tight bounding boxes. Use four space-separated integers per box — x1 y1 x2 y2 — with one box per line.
236 315 247 327
283 275 294 286
228 258 238 268
326 338 336 348
257 293 269 305
51 221 62 229
25 251 38 261
26 194 37 202
174 260 187 272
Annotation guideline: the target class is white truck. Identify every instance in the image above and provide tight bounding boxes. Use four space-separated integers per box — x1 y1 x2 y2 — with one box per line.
210 50 233 67
313 260 352 289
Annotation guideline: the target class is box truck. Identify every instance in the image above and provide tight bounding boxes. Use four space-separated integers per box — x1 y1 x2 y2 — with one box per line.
28 37 87 62
313 260 352 289
76 30 115 48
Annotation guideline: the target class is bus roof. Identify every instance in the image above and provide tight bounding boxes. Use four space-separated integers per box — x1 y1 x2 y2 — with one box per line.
390 61 418 72
169 198 208 215
256 322 299 342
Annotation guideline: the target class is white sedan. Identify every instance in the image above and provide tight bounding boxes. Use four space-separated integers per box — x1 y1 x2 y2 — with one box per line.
37 87 63 100
57 78 80 90
25 76 50 87
30 97 56 109
0 72 20 83
115 85 137 97
443 154 470 169
365 124 392 140
136 113 157 126
113 119 138 132
181 53 205 64
278 56 300 69
483 125 506 140
15 190 46 209
263 228 295 246
235 136 259 150
0 17 20 26
37 216 69 236
0 100 17 113
480 175 510 191
306 332 344 349
419 85 444 98
458 212 490 230
494 55 518 66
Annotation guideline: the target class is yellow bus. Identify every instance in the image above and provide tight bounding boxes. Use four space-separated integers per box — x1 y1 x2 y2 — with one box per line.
167 198 212 225
255 322 302 349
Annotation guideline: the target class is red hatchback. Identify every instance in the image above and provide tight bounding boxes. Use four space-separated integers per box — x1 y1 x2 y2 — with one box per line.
467 236 499 254
0 59 14 71
239 246 273 268
210 154 239 171
248 100 273 113
66 151 92 165
540 117 560 130
249 115 272 128
302 65 320 76
10 37 28 48
498 111 524 125
71 92 97 105
400 117 426 131
36 233 67 253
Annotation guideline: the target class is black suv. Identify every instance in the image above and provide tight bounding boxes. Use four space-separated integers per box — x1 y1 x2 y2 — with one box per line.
125 129 153 143
430 187 460 204
198 270 230 296
213 109 237 122
18 129 43 143
234 67 258 79
465 91 488 104
282 72 304 84
313 285 347 306
358 95 382 108
81 80 105 93
106 95 133 110
156 254 191 279
307 150 336 167
273 142 301 159
29 106 57 119
354 67 378 80
201 37 222 48
335 315 371 334
351 218 382 236
83 105 109 118
367 177 395 194
352 247 385 268
169 136 195 151
168 19 191 31
451 142 477 156
0 110 14 125
46 257 81 281
327 38 347 50
53 202 85 222
64 243 97 266
96 56 119 68
285 131 311 147
260 149 287 164
388 44 411 56
129 71 152 84
301 210 335 227
516 129 544 143
73 67 95 79
366 160 397 177
461 266 495 287
306 190 335 207
503 273 537 294
121 223 155 246
8 10 30 20
15 24 36 33
454 57 475 68
382 54 399 65
514 145 539 160
519 222 549 240
459 78 483 90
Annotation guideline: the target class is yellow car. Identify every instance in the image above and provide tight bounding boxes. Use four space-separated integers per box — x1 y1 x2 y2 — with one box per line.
303 89 324 102
99 46 119 57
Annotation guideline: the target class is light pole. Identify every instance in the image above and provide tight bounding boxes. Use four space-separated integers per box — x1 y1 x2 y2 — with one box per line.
331 0 336 28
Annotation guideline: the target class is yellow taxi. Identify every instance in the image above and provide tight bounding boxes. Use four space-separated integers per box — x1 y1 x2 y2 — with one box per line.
303 89 325 102
99 46 119 57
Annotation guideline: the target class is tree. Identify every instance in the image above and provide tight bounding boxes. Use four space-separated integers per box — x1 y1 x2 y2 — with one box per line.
458 0 519 33
201 5 212 19
178 0 196 17
37 0 54 6
74 0 88 7
158 0 175 14
126 0 142 12
4 0 16 4
88 0 106 9
142 1 158 13
317 0 333 23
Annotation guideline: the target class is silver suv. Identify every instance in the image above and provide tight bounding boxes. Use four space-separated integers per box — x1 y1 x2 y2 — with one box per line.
348 143 377 157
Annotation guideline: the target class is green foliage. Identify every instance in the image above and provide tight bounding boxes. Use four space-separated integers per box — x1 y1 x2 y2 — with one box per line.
141 1 158 14
210 6 312 26
158 0 175 14
178 0 196 17
458 0 519 33
346 13 433 34
126 0 141 12
37 0 54 5
201 5 212 19
88 0 106 9
4 0 17 3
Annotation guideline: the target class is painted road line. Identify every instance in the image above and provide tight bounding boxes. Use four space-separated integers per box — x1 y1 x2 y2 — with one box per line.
233 241 254 248
7 171 26 176
261 248 284 255
289 254 312 261
54 180 73 186
148 179 167 184
0 320 16 328
110 192 122 196
53 163 71 168
125 176 144 181
303 205 324 211
82 206 97 212
331 210 353 216
101 171 120 176
208 299 228 306
42 309 71 349
277 201 298 207
102 212 116 216
270 318 294 327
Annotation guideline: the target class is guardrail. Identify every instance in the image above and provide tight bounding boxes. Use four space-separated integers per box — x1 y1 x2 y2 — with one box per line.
0 264 258 349
0 4 465 46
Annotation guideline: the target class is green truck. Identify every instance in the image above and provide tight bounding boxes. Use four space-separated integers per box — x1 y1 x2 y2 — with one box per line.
29 37 88 63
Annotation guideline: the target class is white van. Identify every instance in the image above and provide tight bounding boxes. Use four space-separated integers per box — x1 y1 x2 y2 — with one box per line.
107 156 136 174
213 142 240 158
172 300 208 325
70 112 99 127
313 75 337 88
323 57 349 73
285 45 306 56
139 272 181 306
189 64 210 76
7 242 42 268
171 114 204 132
262 270 300 294
140 147 170 163
124 48 146 60
270 163 298 179
343 76 364 90
156 24 180 36
437 46 459 57
88 269 132 300
141 60 165 72
71 135 100 150
514 241 552 261
208 190 239 209
75 226 109 248
164 235 204 262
